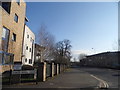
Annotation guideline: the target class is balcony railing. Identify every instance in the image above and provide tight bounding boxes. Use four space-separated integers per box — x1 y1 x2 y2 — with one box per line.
0 51 14 65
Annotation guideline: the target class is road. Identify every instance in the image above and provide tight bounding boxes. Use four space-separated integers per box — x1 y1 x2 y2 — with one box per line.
3 67 119 89
79 67 119 88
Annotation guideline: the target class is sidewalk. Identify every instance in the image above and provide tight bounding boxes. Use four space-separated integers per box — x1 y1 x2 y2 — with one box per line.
3 68 99 88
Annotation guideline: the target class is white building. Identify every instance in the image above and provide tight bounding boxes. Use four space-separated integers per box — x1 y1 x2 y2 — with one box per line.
22 25 35 66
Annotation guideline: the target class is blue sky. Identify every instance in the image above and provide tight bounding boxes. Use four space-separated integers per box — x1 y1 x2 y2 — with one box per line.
26 2 118 60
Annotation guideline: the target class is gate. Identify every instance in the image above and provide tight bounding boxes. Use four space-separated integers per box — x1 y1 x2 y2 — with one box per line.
9 69 37 84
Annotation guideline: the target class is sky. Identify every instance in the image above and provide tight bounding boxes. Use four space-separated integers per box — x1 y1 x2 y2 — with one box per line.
26 2 118 61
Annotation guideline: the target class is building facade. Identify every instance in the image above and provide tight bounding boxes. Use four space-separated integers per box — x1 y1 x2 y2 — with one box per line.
80 51 119 69
22 25 35 66
34 43 45 63
0 0 26 73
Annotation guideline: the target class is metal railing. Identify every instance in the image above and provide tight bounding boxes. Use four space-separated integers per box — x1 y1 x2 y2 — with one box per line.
0 51 14 65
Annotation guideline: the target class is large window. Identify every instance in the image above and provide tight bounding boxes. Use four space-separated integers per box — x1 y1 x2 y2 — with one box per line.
2 27 10 52
4 53 14 64
0 51 14 65
4 54 11 64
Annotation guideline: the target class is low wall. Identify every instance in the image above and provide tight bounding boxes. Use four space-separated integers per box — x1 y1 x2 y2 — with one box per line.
2 62 68 85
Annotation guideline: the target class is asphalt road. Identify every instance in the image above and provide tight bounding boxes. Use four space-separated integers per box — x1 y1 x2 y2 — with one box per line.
79 67 120 88
3 67 120 89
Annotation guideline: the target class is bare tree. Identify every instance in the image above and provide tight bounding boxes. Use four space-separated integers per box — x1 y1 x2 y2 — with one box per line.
78 53 87 62
54 39 72 65
38 24 55 62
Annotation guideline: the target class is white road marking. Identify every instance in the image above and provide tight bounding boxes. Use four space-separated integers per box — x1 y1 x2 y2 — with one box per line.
90 74 109 88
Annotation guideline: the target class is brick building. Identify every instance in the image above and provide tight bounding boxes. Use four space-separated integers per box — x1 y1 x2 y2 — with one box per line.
34 43 45 63
0 0 26 73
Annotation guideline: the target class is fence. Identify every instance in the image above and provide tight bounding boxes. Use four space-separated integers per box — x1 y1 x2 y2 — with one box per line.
2 62 68 85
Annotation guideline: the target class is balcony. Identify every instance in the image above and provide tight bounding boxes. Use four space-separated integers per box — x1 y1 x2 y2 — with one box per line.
0 51 14 65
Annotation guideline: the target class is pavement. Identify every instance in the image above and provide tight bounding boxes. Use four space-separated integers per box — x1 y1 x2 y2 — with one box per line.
2 67 120 89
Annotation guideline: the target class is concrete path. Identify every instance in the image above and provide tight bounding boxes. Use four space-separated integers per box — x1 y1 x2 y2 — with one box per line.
3 68 99 88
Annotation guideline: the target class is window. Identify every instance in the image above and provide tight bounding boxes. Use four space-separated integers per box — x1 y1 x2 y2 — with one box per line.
29 48 31 52
27 35 29 38
26 46 28 50
29 59 32 64
12 33 16 41
0 52 14 65
4 54 10 64
2 2 11 14
4 53 14 64
14 14 18 23
2 27 10 52
2 28 6 38
25 58 27 62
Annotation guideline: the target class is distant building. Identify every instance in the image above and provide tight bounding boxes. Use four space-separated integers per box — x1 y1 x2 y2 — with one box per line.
34 43 45 63
0 0 26 73
80 51 120 69
22 25 35 66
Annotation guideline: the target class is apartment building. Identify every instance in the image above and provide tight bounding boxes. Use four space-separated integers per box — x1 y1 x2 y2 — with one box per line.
0 0 26 73
22 25 35 66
